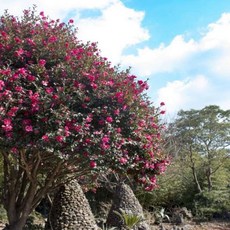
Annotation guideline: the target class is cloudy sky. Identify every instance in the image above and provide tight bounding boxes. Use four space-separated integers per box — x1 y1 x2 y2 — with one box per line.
1 0 230 118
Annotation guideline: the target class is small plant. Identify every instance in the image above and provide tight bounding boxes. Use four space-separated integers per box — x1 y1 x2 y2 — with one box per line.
101 224 117 230
154 208 170 224
114 209 143 230
0 204 7 222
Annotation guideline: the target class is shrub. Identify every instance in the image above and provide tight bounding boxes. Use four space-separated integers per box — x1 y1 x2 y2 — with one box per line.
0 7 168 229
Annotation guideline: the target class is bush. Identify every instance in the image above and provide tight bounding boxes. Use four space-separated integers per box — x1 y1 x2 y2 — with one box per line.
0 7 168 229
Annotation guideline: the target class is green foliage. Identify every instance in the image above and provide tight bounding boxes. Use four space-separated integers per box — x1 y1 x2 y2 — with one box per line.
0 204 7 222
194 189 230 220
137 161 197 210
137 105 230 220
23 212 44 230
113 209 143 230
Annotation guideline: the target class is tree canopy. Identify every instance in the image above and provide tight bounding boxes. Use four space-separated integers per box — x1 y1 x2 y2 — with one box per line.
169 105 230 192
0 8 168 229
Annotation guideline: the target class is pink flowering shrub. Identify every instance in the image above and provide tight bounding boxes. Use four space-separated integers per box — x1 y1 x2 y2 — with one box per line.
0 8 169 229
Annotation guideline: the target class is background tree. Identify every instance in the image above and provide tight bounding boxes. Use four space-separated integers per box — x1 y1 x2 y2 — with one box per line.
0 8 168 229
171 105 230 193
137 105 230 219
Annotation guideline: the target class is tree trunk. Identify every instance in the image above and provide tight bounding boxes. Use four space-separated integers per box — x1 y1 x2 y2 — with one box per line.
3 192 34 230
3 215 28 230
206 167 213 191
191 165 202 193
189 146 202 193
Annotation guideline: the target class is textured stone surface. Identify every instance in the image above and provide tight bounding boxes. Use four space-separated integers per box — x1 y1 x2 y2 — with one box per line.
46 180 98 230
106 183 151 230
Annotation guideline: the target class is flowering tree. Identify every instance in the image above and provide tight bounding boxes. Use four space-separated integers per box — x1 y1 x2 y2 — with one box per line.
0 8 169 230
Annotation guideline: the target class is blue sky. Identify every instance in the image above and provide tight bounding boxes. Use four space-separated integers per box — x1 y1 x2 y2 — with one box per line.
126 0 230 45
1 0 230 118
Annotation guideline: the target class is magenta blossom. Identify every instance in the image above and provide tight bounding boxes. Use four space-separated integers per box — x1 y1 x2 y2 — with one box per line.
106 116 113 123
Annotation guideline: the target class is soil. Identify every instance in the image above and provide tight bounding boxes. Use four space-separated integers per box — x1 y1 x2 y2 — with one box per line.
151 220 230 230
0 220 230 229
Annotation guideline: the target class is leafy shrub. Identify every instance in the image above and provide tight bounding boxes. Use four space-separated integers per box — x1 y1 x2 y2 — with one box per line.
0 7 168 229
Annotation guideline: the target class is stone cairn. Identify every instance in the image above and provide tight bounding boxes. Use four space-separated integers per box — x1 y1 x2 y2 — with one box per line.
46 179 98 230
107 183 151 230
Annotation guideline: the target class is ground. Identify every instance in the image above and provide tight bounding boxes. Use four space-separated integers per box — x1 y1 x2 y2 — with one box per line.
1 220 230 230
152 220 230 230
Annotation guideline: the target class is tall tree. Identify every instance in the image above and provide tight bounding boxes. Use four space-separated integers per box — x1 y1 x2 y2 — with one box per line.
170 105 230 193
0 9 168 229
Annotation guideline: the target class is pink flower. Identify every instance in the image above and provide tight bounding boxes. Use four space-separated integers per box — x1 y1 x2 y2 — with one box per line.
114 109 120 115
87 75 95 82
48 36 58 43
42 81 48 86
115 92 123 100
160 110 166 115
90 161 97 168
27 75 35 82
150 176 157 184
1 31 8 38
11 147 18 154
137 80 143 85
2 118 13 132
84 138 91 144
7 106 19 117
46 87 54 94
101 143 110 150
160 102 165 106
116 128 121 133
102 135 109 144
25 125 33 132
99 119 104 125
74 125 82 132
26 38 35 46
139 177 146 184
52 94 59 100
14 37 21 43
84 96 91 102
144 184 155 191
17 68 27 75
15 86 23 92
85 116 92 123
91 83 98 89
0 80 5 91
42 135 49 142
65 55 71 61
119 157 127 164
56 135 64 143
14 48 24 57
69 19 74 23
106 116 113 123
38 59 46 66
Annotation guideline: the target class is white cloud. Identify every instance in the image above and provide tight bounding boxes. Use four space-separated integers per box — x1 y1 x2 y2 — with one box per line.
156 75 211 115
0 0 116 19
121 13 230 78
76 1 149 62
121 35 197 76
200 13 230 50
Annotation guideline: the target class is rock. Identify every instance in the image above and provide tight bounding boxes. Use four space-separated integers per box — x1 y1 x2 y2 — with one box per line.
172 207 192 224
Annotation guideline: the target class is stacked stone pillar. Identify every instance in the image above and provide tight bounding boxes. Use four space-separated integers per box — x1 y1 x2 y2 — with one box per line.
46 180 98 230
107 183 150 230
